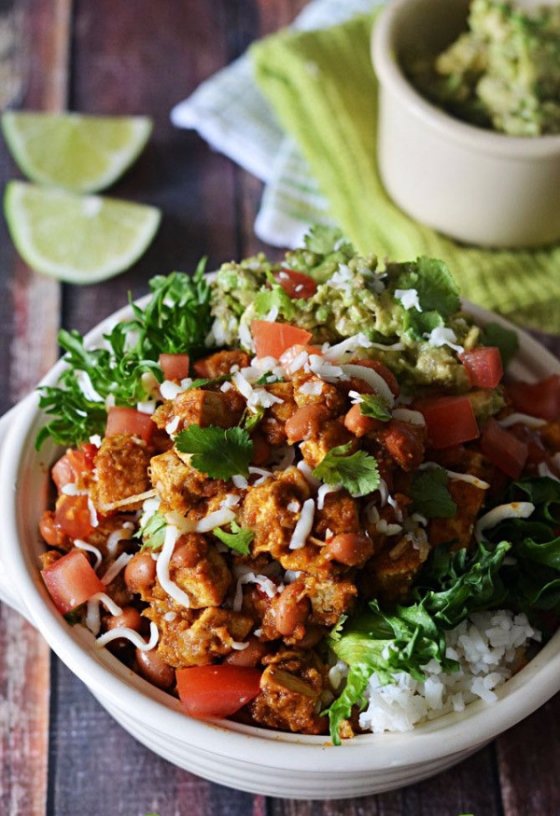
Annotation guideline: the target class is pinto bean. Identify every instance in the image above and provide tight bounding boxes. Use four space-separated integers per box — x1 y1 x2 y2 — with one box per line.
135 648 175 689
274 583 310 636
170 534 208 569
285 404 330 444
39 510 68 548
343 404 383 438
225 636 269 667
106 606 143 633
325 532 374 567
251 433 272 466
124 552 157 594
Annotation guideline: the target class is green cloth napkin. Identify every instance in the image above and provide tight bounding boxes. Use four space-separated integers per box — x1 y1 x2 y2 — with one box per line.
251 11 560 333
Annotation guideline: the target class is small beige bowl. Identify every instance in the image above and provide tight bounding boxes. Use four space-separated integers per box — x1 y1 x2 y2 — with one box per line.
372 0 560 249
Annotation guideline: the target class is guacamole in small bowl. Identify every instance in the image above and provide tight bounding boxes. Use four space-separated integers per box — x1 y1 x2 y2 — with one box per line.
406 0 560 137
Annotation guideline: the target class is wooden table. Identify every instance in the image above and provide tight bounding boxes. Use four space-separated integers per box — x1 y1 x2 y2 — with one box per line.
1 1 559 814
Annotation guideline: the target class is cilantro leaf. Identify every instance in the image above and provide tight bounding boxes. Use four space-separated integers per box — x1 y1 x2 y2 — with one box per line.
480 322 519 368
188 375 230 390
175 425 253 480
253 279 295 320
138 512 166 551
241 405 265 433
391 257 461 317
358 394 391 422
410 466 457 518
312 443 380 498
214 522 254 555
304 226 352 255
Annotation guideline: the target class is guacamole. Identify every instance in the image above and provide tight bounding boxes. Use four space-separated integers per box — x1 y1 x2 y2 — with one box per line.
208 227 492 393
407 0 560 136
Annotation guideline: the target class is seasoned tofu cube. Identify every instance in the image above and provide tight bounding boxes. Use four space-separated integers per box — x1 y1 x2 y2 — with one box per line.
153 388 245 433
192 350 250 379
168 533 232 609
149 449 226 515
300 420 354 468
249 648 327 735
428 478 486 550
153 606 253 668
241 466 311 559
302 575 358 627
91 434 150 513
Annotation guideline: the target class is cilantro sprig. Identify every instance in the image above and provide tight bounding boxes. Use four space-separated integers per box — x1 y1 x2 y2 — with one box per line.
138 512 167 551
358 394 392 422
312 443 380 497
214 522 254 555
36 264 213 449
175 425 253 480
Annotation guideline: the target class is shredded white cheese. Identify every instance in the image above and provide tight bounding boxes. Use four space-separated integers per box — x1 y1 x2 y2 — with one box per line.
61 483 86 496
195 508 236 533
298 379 323 397
392 408 426 426
297 459 321 488
232 474 249 490
498 413 547 429
74 539 103 570
288 498 315 550
232 572 282 612
231 641 250 651
322 333 373 361
106 524 134 557
137 401 156 415
156 525 192 608
249 466 273 486
395 289 422 311
85 592 123 635
100 552 133 586
87 498 99 528
375 519 403 536
96 621 159 652
308 355 346 383
160 379 185 401
165 415 180 436
538 462 560 481
76 370 104 403
420 461 490 490
425 326 464 354
164 611 177 622
475 502 535 543
89 434 102 448
340 364 395 407
317 483 341 510
98 488 157 514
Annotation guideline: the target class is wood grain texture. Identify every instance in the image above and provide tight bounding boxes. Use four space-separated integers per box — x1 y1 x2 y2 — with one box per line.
0 1 559 814
0 1 71 815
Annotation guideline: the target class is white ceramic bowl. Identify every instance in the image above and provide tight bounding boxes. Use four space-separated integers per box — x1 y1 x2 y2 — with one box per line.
1 298 560 799
372 0 560 249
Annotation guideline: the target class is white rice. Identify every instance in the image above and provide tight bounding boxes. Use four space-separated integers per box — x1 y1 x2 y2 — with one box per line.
356 610 540 734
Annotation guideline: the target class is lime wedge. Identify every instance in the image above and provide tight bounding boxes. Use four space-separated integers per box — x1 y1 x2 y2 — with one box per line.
2 112 152 193
4 181 161 284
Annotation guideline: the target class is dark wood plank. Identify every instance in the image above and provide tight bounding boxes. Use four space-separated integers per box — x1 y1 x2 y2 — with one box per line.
1 1 71 814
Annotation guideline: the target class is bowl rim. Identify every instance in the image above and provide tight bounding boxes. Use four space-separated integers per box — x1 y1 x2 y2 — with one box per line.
371 0 560 158
2 294 560 773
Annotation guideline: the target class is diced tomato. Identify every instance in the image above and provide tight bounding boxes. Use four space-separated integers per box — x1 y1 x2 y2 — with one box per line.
55 494 94 540
461 347 503 389
481 418 528 479
176 665 262 719
52 445 96 491
251 320 312 360
159 353 190 381
417 395 479 449
42 549 104 614
274 268 317 299
105 407 154 444
508 375 560 422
